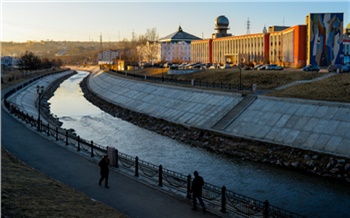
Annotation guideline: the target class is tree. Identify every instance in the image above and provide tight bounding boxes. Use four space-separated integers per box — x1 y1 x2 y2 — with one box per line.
20 51 42 70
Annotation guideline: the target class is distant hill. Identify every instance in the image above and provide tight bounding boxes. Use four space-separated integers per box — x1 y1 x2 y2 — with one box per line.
1 41 121 65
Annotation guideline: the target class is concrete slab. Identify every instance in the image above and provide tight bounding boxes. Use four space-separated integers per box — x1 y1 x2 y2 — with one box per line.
313 135 331 151
292 131 310 147
304 133 320 149
275 114 291 128
282 129 300 145
324 136 344 153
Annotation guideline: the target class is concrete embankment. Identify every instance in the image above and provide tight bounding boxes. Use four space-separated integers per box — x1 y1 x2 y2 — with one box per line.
82 69 350 183
87 70 350 158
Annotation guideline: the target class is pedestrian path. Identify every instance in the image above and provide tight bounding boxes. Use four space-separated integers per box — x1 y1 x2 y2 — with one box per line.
275 73 336 90
1 105 219 218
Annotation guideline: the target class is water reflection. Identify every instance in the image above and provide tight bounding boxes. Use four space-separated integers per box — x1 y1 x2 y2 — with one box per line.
48 71 350 217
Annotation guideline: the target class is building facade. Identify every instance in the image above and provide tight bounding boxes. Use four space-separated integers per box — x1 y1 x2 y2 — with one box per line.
98 49 120 63
191 13 344 68
159 26 201 63
306 13 344 66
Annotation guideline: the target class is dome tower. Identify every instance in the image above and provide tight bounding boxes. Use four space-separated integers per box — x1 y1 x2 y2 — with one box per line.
212 15 232 38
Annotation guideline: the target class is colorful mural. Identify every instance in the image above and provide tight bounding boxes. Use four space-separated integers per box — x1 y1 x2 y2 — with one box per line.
308 13 343 66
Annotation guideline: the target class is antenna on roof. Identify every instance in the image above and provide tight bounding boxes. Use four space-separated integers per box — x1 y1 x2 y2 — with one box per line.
246 17 251 34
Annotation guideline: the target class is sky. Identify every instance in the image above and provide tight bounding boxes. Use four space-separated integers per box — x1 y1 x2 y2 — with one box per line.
1 0 349 42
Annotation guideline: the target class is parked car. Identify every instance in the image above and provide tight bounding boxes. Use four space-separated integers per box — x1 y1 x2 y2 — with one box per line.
302 64 320 72
266 64 277 70
327 64 350 73
253 64 263 70
274 65 284 70
257 65 268 70
343 65 350 73
265 64 284 70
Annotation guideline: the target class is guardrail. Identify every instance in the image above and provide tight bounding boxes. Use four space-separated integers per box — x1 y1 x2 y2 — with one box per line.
111 70 253 91
3 76 304 218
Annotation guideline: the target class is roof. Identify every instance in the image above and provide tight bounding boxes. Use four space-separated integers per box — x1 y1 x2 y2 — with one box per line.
159 26 201 43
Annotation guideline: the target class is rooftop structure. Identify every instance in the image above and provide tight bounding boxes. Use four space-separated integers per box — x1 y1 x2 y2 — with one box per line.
159 26 201 43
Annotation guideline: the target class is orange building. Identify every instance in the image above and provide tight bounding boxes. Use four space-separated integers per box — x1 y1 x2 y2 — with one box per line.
191 16 308 68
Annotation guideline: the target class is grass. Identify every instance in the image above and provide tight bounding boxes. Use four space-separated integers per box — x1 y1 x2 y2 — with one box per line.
1 68 127 217
1 147 127 218
118 67 350 103
1 69 58 90
267 73 350 103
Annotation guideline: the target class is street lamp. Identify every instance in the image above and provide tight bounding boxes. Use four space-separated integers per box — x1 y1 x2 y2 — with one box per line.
36 85 44 131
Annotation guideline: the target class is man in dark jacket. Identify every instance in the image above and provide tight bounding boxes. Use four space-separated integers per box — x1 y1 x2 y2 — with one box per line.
99 155 110 188
191 171 206 213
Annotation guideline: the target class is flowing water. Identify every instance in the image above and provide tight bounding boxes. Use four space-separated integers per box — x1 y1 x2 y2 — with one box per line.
48 71 350 217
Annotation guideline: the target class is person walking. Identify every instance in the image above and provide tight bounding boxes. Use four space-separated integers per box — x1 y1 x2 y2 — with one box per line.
99 155 110 188
191 171 206 213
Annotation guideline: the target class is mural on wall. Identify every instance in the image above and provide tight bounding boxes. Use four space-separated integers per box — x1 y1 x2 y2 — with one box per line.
309 13 343 66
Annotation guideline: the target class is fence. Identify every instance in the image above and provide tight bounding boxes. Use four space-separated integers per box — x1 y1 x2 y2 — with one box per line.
2 72 304 218
111 70 253 91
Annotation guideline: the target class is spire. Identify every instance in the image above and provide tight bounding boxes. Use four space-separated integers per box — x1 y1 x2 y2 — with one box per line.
178 26 183 32
262 25 267 34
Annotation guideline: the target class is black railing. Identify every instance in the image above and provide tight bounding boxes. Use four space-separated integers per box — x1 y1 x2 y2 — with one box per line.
111 70 253 91
2 72 304 218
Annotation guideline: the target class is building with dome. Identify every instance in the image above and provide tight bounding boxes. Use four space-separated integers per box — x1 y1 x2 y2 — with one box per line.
191 13 344 67
159 26 201 63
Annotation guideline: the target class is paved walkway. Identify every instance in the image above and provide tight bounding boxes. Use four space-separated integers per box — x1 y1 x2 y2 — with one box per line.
2 88 218 218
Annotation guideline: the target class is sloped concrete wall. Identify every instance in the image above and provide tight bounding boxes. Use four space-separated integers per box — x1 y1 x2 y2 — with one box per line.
225 96 350 157
88 71 350 158
88 71 243 128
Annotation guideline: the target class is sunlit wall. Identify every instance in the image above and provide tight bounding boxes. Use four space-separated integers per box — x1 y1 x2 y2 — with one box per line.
306 13 344 66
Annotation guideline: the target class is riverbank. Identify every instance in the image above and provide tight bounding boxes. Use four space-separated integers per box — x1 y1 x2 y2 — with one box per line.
80 75 350 183
1 147 126 218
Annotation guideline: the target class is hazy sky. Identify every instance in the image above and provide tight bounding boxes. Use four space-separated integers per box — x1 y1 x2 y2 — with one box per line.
1 0 349 42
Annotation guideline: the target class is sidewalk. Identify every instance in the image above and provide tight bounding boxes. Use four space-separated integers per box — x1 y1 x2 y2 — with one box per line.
1 106 218 218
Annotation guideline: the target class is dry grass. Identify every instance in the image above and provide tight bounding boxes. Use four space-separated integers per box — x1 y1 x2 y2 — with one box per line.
126 68 324 89
267 73 350 103
120 68 350 103
1 69 62 90
1 147 127 218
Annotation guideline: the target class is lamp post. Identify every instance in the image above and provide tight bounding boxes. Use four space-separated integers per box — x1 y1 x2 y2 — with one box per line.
239 65 242 90
36 85 44 131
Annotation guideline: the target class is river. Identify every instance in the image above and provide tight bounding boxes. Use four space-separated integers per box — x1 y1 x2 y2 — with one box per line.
48 71 350 217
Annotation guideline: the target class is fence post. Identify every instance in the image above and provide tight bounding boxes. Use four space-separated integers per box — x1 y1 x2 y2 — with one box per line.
55 127 58 141
221 186 227 213
186 174 191 199
40 120 43 131
77 136 81 151
135 156 139 177
47 123 50 136
263 200 269 218
90 141 94 157
115 149 119 168
65 130 68 145
158 165 163 186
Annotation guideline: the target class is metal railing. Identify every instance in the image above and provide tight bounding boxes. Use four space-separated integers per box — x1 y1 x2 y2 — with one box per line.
2 72 304 218
110 70 253 91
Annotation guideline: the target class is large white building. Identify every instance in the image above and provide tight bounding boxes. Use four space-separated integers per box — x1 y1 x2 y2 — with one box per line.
98 49 120 64
159 26 201 63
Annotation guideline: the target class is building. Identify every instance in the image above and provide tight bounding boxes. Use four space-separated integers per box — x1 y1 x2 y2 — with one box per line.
343 23 350 64
191 13 344 68
159 26 201 63
306 13 344 66
98 49 120 64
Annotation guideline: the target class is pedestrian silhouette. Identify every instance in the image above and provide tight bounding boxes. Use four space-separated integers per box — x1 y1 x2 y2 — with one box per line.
99 155 110 188
191 171 206 213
